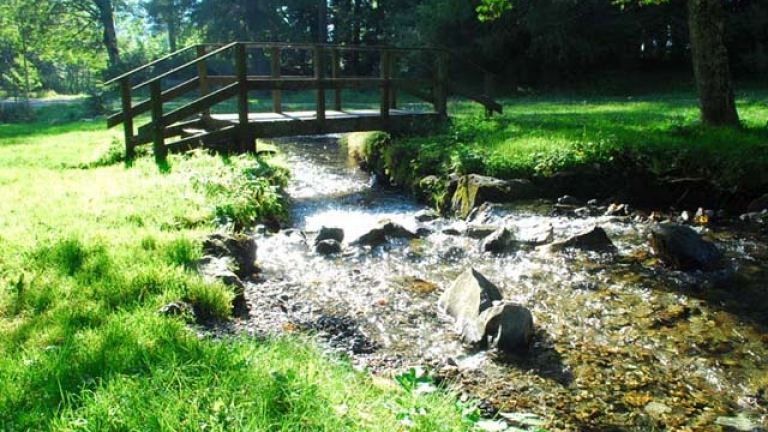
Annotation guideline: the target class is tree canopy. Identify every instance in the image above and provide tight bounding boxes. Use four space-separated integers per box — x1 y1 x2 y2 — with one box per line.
1 0 765 120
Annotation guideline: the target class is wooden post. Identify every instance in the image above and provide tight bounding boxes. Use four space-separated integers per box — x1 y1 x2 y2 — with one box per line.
314 45 326 128
331 48 342 111
380 49 391 121
119 77 135 161
389 50 397 110
435 50 448 116
270 46 282 114
484 72 494 117
149 81 167 162
196 45 210 116
235 43 251 152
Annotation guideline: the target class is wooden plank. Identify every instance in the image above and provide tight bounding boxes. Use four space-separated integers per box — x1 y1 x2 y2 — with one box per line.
133 118 204 146
270 46 282 114
159 83 239 128
435 50 448 116
104 44 198 85
149 81 167 162
331 48 342 110
235 43 251 152
166 125 237 153
448 82 503 114
133 41 238 91
197 45 210 116
380 49 391 120
314 45 326 127
108 77 199 128
119 78 135 160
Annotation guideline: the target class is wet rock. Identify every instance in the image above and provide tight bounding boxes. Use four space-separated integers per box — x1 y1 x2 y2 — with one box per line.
438 268 503 341
466 225 500 240
518 224 554 246
451 174 538 219
467 202 508 224
557 195 584 206
414 208 440 222
442 228 462 236
315 239 343 255
297 315 378 354
649 223 722 271
476 302 534 353
740 210 767 224
197 256 245 291
351 220 418 248
550 226 616 253
605 203 631 217
390 276 439 294
747 193 768 213
415 227 434 237
158 301 192 317
315 226 344 244
480 227 515 254
202 233 257 278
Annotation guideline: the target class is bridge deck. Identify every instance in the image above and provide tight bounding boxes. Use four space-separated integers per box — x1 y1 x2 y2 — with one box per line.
210 108 435 124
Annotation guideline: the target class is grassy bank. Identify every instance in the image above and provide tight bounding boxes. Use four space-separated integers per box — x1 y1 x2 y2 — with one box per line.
0 114 469 430
362 89 768 210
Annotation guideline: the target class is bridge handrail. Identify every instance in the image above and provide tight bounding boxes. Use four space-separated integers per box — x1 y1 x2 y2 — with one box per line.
131 42 239 91
103 45 200 86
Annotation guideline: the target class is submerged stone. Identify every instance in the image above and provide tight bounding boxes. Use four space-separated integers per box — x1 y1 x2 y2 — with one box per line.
550 226 616 253
649 223 722 271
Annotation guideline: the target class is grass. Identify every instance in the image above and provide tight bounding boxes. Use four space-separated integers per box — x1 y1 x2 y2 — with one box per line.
0 112 470 431
376 87 768 205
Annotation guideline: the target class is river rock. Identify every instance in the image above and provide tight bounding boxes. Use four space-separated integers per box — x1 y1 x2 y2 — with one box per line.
202 233 257 278
466 225 500 239
467 202 508 224
351 220 418 248
315 239 342 255
557 195 584 206
414 208 440 222
747 193 768 212
438 268 503 340
518 224 554 246
196 255 245 291
649 223 722 271
480 227 515 253
315 226 344 244
451 174 538 219
476 302 534 353
740 210 767 224
550 226 616 253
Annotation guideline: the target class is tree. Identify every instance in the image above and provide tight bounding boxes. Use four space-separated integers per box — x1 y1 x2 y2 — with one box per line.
477 0 740 126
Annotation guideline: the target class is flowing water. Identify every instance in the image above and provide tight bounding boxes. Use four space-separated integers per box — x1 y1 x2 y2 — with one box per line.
240 135 768 431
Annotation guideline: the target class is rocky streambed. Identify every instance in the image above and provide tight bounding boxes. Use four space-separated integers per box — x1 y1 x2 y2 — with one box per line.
198 135 768 431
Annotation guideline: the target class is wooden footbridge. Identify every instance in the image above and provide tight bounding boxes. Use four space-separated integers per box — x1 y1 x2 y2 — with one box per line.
104 42 501 161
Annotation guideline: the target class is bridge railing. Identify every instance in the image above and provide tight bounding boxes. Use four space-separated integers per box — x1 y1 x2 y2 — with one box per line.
104 42 500 161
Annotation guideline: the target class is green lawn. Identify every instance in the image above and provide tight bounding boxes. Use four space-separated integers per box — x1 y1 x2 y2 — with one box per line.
380 89 768 204
0 115 469 431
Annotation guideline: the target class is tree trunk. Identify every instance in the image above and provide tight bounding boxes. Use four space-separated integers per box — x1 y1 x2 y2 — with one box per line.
686 0 739 126
94 0 120 68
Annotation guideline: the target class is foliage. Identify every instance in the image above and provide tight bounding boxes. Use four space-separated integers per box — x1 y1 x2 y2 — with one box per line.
0 114 472 431
190 152 289 231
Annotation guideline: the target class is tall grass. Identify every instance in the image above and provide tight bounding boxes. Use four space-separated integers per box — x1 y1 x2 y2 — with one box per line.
0 114 469 431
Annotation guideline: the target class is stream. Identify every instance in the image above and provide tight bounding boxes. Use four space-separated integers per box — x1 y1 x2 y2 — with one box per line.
236 135 768 431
